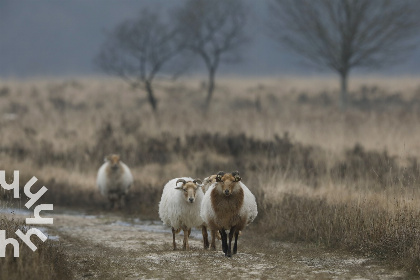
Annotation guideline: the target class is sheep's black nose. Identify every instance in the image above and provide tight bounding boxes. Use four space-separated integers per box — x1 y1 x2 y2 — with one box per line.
189 198 194 203
224 190 230 195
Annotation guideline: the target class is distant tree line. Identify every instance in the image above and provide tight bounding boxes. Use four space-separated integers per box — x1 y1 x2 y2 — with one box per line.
96 0 420 112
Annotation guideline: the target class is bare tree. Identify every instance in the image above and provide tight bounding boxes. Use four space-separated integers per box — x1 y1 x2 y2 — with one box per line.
268 0 420 109
174 0 248 109
95 9 182 112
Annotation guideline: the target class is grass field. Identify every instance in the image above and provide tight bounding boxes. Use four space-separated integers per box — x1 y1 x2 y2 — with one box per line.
1 75 420 275
0 214 72 280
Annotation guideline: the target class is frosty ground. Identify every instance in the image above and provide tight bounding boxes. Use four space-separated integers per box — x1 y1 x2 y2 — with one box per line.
39 209 410 280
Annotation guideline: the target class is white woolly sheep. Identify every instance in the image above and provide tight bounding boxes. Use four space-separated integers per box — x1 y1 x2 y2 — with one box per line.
201 174 217 193
201 174 228 241
159 177 209 250
96 154 133 209
201 171 258 257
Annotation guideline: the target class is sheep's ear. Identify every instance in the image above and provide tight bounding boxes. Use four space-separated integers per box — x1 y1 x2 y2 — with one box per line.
234 175 241 182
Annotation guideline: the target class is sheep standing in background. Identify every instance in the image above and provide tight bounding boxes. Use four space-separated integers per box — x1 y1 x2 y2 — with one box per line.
202 174 217 193
159 177 209 250
96 154 133 209
200 174 223 241
201 171 258 257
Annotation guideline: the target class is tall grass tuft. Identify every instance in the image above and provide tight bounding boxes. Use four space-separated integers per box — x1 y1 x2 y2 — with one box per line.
0 214 73 280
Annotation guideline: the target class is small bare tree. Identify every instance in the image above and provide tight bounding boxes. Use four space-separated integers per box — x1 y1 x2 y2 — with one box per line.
174 0 248 109
95 9 182 112
268 0 420 109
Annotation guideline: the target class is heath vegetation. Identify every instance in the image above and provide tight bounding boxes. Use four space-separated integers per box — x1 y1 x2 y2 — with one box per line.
0 214 72 280
1 76 420 273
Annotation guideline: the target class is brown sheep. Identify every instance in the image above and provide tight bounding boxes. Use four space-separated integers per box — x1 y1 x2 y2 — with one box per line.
200 171 258 257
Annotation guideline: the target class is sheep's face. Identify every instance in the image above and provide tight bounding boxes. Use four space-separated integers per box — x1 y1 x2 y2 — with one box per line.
215 171 241 197
202 175 217 193
106 154 121 170
175 179 202 203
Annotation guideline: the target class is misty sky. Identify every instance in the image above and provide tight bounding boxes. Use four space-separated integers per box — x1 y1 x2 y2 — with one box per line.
1 0 419 78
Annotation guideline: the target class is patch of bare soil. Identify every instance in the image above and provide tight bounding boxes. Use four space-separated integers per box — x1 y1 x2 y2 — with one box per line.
40 209 413 280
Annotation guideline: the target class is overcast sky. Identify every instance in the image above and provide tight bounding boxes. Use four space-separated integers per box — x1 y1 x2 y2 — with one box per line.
1 0 419 78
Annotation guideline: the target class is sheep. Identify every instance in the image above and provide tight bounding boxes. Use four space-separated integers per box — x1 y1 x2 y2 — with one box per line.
201 174 217 193
159 177 209 250
201 171 257 257
202 173 242 240
201 174 222 241
96 154 133 209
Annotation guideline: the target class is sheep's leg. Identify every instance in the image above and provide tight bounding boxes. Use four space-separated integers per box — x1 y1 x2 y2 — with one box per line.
119 194 126 209
111 196 119 210
202 226 209 249
108 197 114 210
210 230 217 250
226 227 235 257
220 230 225 253
188 228 191 237
172 227 177 250
220 230 228 254
182 228 189 250
233 230 239 254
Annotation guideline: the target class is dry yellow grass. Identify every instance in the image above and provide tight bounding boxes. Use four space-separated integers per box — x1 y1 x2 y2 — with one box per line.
1 75 420 202
1 75 419 155
0 214 72 280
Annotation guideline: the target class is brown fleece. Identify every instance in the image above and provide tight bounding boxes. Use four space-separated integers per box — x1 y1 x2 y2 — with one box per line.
209 174 246 231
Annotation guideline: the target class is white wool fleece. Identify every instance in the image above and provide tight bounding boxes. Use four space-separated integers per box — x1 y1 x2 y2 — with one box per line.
239 182 258 226
97 161 133 196
159 177 205 230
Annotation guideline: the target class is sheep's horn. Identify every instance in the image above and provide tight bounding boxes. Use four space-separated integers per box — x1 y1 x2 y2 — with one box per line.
216 171 225 182
231 171 241 182
176 179 186 186
193 179 202 185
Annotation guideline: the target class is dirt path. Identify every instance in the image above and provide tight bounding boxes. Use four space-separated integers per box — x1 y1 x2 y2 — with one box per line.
35 209 411 280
